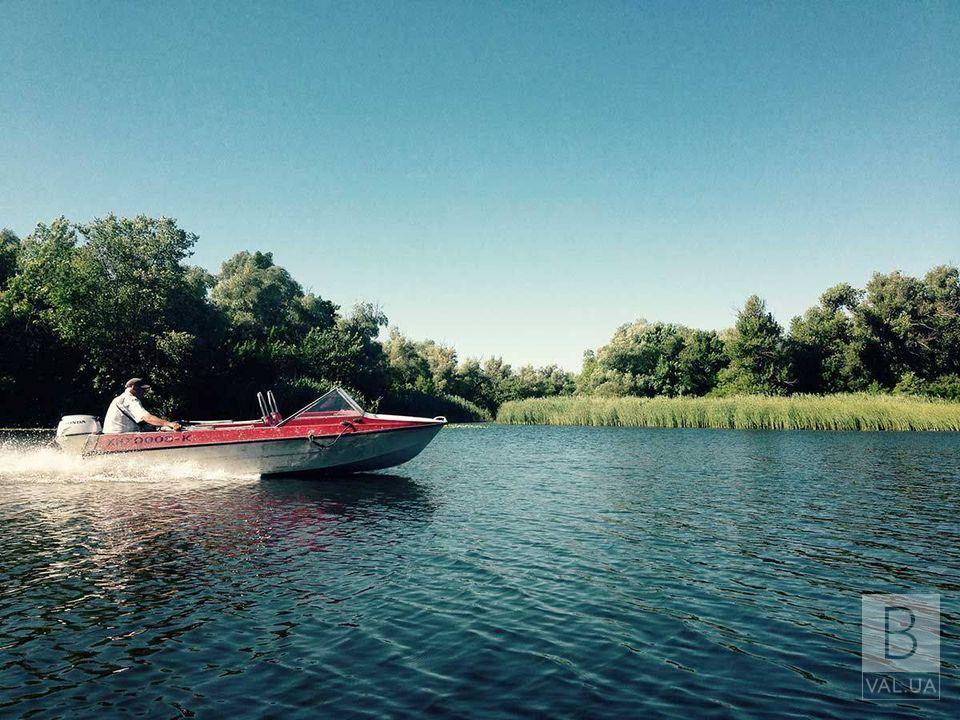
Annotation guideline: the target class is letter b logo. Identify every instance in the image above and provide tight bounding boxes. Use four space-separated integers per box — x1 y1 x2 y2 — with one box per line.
863 594 939 674
884 606 917 660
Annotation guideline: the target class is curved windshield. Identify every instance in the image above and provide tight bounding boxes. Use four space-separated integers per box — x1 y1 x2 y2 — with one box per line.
281 387 364 423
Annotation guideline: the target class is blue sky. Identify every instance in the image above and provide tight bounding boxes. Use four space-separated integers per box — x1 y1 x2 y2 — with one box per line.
1 1 957 369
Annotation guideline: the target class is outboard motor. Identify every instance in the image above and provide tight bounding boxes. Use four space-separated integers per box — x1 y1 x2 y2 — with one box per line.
56 415 102 454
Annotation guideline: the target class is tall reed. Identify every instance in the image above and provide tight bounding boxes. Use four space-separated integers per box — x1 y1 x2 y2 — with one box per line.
496 394 960 431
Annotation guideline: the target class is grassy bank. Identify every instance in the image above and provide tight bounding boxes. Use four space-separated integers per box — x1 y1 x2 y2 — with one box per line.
496 394 960 431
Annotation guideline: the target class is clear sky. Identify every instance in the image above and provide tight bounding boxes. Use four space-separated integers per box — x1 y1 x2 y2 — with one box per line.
1 1 957 369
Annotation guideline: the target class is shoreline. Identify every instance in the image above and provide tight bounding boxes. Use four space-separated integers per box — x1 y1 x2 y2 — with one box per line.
496 393 960 431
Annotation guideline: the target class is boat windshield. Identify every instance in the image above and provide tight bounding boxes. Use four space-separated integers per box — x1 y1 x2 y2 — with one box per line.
287 387 365 418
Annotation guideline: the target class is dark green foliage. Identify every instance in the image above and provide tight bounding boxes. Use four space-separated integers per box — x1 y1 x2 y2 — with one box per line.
856 267 960 384
0 214 573 425
580 268 960 401
579 321 727 397
678 330 728 395
212 250 336 341
321 303 391 397
379 389 492 423
786 267 960 397
926 374 960 401
716 296 791 395
0 216 393 424
384 331 574 414
789 283 868 393
857 271 931 385
894 372 960 401
0 229 18 289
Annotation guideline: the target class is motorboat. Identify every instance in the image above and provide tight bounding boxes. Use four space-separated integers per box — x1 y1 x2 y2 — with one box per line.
55 387 446 477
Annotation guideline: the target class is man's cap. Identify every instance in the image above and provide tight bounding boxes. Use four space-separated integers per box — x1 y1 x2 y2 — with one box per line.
125 378 151 390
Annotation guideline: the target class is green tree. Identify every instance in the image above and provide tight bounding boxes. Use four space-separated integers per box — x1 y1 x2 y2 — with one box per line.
677 330 727 395
920 265 960 376
789 283 868 393
577 350 598 394
0 221 84 420
0 216 214 418
481 357 518 406
212 251 336 341
384 329 433 391
450 358 496 411
852 268 960 387
328 303 390 396
419 341 459 394
69 215 211 412
512 364 576 399
208 250 344 414
580 321 717 397
717 296 791 395
0 228 19 288
855 271 929 386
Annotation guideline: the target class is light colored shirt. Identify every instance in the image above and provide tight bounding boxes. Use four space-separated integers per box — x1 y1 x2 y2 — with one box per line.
103 390 150 434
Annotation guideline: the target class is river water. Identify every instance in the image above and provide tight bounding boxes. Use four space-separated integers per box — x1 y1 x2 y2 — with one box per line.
1 426 957 718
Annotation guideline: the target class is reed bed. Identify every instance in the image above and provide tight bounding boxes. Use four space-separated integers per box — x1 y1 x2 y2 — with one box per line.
496 394 960 431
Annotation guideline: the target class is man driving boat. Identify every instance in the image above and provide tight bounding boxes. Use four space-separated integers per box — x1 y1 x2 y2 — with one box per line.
103 378 182 434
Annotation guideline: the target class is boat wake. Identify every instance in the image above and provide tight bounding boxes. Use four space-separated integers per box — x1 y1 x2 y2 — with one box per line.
0 439 256 485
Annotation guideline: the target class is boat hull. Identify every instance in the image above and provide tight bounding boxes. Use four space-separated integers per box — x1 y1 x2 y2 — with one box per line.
79 423 444 477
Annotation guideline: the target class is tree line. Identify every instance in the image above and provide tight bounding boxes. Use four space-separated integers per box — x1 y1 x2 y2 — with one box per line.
579 270 960 400
0 216 572 424
1 215 957 426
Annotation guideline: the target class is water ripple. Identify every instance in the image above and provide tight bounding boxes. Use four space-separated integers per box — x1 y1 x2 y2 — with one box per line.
0 428 958 718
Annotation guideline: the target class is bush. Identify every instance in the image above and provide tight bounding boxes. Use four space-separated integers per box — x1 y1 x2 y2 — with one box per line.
926 374 960 401
379 389 491 423
894 372 960 402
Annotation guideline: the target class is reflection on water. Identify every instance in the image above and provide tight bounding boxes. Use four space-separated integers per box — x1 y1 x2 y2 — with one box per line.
1 428 958 718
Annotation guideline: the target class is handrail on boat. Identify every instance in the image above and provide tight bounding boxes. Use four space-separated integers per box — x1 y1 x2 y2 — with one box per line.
267 390 280 417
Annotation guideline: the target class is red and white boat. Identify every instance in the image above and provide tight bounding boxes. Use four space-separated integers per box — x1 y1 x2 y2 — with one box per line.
55 388 446 477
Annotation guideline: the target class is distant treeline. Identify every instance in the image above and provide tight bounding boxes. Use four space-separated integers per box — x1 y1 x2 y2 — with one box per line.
578 270 960 401
0 216 571 424
1 215 958 427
